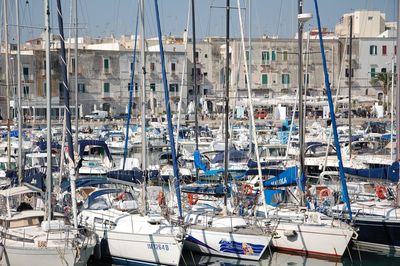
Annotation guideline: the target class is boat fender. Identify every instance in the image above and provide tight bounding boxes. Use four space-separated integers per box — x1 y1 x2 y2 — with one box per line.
283 230 297 237
157 191 166 207
188 193 199 206
375 186 387 200
243 184 253 196
319 188 332 198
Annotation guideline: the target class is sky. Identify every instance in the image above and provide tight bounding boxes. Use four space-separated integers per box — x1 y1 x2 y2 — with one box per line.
1 0 398 42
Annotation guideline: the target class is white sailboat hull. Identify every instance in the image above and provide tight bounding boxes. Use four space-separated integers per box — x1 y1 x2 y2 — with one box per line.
97 230 183 265
269 221 354 259
184 227 270 261
1 243 95 266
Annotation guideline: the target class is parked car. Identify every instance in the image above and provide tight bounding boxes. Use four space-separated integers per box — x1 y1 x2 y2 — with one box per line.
84 110 108 120
113 113 129 120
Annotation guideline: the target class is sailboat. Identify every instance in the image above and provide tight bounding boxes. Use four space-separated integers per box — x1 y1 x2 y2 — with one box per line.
241 0 356 259
78 1 185 265
0 1 95 265
181 0 272 261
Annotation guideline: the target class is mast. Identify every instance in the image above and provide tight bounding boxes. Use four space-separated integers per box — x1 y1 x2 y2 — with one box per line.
396 0 400 162
74 0 78 154
297 0 305 203
223 0 230 211
248 0 253 156
192 0 199 180
154 0 183 220
139 0 147 214
3 0 11 168
16 0 23 182
44 0 52 221
348 15 353 159
175 1 191 152
56 0 77 227
123 9 139 170
313 0 352 219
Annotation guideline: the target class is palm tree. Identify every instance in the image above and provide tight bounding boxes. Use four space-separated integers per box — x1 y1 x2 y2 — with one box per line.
370 71 390 112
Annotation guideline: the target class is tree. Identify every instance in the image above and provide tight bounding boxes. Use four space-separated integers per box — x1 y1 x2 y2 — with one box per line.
370 71 392 113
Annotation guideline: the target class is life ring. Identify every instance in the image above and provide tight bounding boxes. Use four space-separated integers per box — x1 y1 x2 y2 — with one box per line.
319 188 332 198
375 185 387 200
243 184 253 196
188 193 199 206
157 191 166 207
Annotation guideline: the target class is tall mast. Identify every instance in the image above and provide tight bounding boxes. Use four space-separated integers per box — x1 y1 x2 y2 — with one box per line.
297 0 305 204
248 0 253 156
16 0 23 182
44 0 52 221
74 0 78 153
192 0 199 180
348 15 353 159
223 0 230 210
139 0 147 214
396 0 400 162
3 0 11 168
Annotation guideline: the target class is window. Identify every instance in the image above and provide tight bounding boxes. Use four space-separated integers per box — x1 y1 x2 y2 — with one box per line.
171 62 176 72
369 45 377 55
130 62 134 71
103 58 110 73
282 50 288 61
261 74 268 85
370 67 376 78
150 62 155 72
261 51 269 64
128 83 138 91
345 68 354 77
103 82 110 94
59 83 64 99
150 83 156 92
23 86 29 98
43 82 46 96
346 45 350 55
204 54 208 58
304 73 310 85
78 83 85 93
195 52 199 61
169 83 179 92
381 68 387 73
246 50 250 63
23 67 29 79
395 45 397 55
71 58 76 73
282 74 290 84
382 45 387 56
368 16 373 21
271 50 276 61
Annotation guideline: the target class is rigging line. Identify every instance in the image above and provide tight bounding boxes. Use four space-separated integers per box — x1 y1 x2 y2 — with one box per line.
275 0 283 37
206 0 215 37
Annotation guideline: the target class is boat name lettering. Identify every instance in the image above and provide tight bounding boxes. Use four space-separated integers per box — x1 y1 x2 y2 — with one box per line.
147 243 169 251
